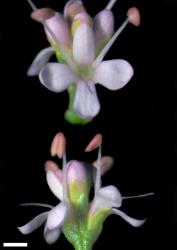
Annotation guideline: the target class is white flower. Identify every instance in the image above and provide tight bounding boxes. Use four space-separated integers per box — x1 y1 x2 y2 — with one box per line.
18 132 153 246
26 0 140 121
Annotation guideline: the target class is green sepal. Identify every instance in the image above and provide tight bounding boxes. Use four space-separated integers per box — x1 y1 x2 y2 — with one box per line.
88 208 111 230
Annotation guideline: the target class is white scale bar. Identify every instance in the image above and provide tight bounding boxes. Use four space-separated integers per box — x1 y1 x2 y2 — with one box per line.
3 243 28 247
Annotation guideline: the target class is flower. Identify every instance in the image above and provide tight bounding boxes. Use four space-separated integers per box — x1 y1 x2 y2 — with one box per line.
18 132 153 249
26 0 140 124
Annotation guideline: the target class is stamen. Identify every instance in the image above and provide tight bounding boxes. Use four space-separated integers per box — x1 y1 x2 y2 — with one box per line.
92 18 129 68
85 133 102 152
51 132 66 159
19 203 54 209
123 192 154 200
94 145 102 194
127 7 140 27
105 0 118 10
26 0 77 73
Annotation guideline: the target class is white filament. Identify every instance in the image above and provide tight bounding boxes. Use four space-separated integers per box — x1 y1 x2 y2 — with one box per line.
123 192 154 200
105 0 118 10
19 203 54 209
62 153 69 202
95 146 102 194
27 0 37 11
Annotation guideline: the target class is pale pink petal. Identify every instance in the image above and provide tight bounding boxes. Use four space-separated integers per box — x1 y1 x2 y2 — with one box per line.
46 203 68 230
73 80 100 120
44 12 72 47
73 24 95 64
44 225 61 245
46 170 63 200
96 185 122 208
112 209 146 227
17 212 48 234
39 63 78 92
93 59 134 90
94 10 114 53
27 47 55 76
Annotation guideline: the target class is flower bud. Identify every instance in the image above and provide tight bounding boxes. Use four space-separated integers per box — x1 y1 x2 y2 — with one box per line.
66 160 89 208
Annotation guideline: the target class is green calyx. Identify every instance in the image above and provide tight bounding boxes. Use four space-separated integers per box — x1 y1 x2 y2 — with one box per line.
88 208 111 230
63 220 102 250
63 202 111 250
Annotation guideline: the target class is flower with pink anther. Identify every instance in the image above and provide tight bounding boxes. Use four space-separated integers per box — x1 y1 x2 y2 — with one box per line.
26 0 140 124
18 132 153 249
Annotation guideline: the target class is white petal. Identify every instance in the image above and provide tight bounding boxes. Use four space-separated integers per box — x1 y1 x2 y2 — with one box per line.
73 80 100 120
46 202 68 230
90 186 122 214
39 63 78 92
46 170 63 200
17 212 48 234
73 24 95 64
112 208 146 227
27 47 55 76
44 225 61 245
93 59 134 90
96 185 122 208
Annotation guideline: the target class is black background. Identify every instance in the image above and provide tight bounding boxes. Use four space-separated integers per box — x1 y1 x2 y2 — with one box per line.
0 0 177 249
